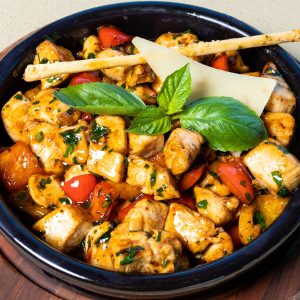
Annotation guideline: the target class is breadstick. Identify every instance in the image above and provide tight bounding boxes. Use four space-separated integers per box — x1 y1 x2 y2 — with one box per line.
23 30 300 82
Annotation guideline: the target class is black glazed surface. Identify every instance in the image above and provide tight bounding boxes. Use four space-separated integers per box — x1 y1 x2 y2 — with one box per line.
0 2 299 298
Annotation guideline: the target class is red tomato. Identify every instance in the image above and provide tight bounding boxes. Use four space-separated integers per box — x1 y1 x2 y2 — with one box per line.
81 112 93 122
227 225 242 249
217 159 255 204
61 174 97 203
89 181 118 222
118 194 154 222
211 54 230 71
98 26 131 48
69 72 101 86
169 193 197 211
178 164 206 191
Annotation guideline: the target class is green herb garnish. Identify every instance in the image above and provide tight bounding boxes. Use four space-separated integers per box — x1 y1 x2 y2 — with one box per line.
150 168 157 188
35 131 44 142
87 53 96 59
58 197 71 204
91 122 109 142
197 199 208 209
95 222 116 246
60 129 81 157
156 184 167 197
254 211 266 231
161 259 168 268
240 180 246 187
156 231 162 242
117 245 145 265
39 177 52 189
14 94 23 100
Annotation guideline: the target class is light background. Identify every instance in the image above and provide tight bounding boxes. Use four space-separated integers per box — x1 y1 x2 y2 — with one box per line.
0 0 299 59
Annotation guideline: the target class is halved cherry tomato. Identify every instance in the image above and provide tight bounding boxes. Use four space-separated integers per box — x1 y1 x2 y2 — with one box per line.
117 194 153 222
227 225 242 249
178 163 206 191
81 112 93 123
89 181 118 222
211 54 230 71
61 174 97 203
217 159 255 204
98 26 131 48
169 193 197 211
69 72 101 86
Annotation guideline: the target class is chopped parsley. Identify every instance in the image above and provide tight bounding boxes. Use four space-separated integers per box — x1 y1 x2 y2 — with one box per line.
197 199 208 209
144 163 150 169
60 129 81 157
40 57 49 64
35 131 44 142
240 180 246 187
46 75 60 83
38 177 52 189
156 184 167 197
87 53 96 59
101 145 109 151
254 211 266 231
277 186 289 198
14 94 23 100
117 245 145 265
245 192 252 202
156 231 162 242
247 235 254 243
58 197 71 204
150 168 157 188
32 100 40 105
91 121 109 143
102 193 112 208
161 259 168 268
271 170 283 187
95 222 116 246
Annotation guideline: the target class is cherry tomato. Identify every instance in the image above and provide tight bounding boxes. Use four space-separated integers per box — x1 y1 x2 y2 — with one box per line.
227 225 242 249
89 181 118 222
178 163 206 191
117 194 154 222
169 193 197 211
211 54 230 71
69 72 101 86
81 112 93 123
61 174 97 203
98 26 131 48
217 159 255 204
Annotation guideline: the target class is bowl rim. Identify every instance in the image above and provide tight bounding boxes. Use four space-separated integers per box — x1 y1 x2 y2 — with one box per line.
0 1 300 298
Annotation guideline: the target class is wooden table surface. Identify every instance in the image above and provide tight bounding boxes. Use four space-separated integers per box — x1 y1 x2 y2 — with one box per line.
1 230 300 300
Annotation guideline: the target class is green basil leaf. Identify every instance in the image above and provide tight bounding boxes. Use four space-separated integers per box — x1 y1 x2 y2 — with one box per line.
157 63 191 115
54 82 146 116
176 97 267 151
127 106 172 135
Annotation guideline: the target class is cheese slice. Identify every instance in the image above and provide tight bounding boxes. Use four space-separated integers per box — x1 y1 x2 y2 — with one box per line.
132 37 276 116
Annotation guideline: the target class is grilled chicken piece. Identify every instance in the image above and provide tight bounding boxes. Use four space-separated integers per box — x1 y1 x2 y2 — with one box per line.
96 48 130 81
163 128 204 175
29 122 64 175
255 194 288 228
105 181 141 201
0 142 43 191
82 35 102 59
28 174 67 208
57 121 89 165
33 205 92 252
201 230 233 263
28 89 80 127
194 187 239 226
130 85 157 105
238 203 261 245
165 203 216 254
121 198 169 232
156 32 198 47
126 155 180 200
128 133 164 158
109 230 188 273
262 62 296 113
125 64 155 87
1 92 35 144
34 40 75 89
84 222 115 270
243 139 300 195
262 112 295 147
24 86 41 101
64 164 89 181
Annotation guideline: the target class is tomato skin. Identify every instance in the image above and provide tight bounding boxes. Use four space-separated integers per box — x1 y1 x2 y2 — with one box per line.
117 194 153 222
169 193 197 211
179 164 206 191
98 26 131 48
61 174 97 203
68 72 101 86
89 181 118 222
81 112 93 122
217 159 255 204
211 54 230 71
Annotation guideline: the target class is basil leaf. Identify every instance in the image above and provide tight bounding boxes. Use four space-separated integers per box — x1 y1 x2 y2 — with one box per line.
127 106 172 135
157 63 191 115
54 82 145 116
176 97 267 151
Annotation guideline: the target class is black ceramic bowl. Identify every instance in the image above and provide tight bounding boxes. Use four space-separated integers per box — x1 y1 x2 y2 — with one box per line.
0 2 299 299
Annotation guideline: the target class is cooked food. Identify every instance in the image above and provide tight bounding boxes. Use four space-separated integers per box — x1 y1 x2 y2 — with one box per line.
1 25 299 276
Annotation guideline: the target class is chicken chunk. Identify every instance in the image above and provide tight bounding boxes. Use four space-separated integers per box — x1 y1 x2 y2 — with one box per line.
165 203 217 253
194 187 239 226
29 122 64 175
84 222 115 270
0 142 43 191
262 62 296 113
34 40 75 89
163 128 204 175
155 31 198 48
128 133 164 158
1 92 35 144
109 230 188 273
24 86 41 101
82 35 102 59
64 164 89 181
130 85 157 105
57 121 89 165
126 155 180 200
125 64 155 87
33 205 92 252
122 198 169 232
243 139 300 195
28 174 67 208
106 181 141 201
262 112 295 147
201 230 233 263
96 49 130 81
28 89 80 127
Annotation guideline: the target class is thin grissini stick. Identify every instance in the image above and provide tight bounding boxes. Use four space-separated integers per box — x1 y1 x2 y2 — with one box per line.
23 30 300 82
